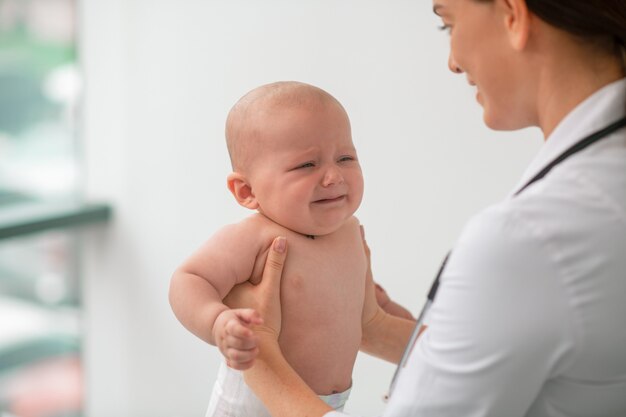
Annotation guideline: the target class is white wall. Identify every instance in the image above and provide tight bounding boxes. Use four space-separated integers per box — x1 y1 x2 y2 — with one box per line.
79 1 542 416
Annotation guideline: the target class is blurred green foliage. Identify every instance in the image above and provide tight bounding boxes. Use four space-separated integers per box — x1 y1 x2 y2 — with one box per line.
0 27 75 136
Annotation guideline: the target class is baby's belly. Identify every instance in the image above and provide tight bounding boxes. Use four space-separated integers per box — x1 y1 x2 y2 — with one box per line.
279 310 362 395
251 218 367 395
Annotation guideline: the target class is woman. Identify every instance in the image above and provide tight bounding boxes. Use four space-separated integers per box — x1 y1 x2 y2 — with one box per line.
225 0 626 415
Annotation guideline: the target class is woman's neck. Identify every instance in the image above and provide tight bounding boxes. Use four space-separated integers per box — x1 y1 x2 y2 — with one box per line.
533 34 625 140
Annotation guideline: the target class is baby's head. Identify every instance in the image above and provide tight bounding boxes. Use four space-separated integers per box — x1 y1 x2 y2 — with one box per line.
225 81 364 237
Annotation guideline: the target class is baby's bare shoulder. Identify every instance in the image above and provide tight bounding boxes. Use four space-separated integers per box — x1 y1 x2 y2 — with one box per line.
238 214 289 246
216 214 275 243
241 214 296 284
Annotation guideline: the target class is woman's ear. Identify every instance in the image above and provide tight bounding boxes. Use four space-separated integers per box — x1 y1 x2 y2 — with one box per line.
501 0 530 51
227 172 259 210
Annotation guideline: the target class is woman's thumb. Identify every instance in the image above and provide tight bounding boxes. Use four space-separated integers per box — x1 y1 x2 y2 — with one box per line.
262 236 287 292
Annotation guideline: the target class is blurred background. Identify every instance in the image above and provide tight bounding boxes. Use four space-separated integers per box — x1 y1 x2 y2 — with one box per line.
0 0 83 416
0 1 542 416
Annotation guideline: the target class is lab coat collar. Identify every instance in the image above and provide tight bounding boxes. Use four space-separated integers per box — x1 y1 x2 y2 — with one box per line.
511 77 626 196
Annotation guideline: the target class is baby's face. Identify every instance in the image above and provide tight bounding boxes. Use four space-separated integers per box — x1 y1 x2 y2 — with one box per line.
247 101 364 236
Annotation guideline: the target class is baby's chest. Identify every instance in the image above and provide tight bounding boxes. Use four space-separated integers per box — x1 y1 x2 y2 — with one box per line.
279 243 367 322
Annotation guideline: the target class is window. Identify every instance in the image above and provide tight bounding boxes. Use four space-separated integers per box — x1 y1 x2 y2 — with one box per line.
0 1 84 415
0 0 79 202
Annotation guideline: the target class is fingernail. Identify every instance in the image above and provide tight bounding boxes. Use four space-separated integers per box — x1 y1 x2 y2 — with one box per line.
274 237 286 253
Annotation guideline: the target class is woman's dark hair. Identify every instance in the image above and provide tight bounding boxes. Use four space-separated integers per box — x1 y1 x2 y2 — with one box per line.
480 0 626 71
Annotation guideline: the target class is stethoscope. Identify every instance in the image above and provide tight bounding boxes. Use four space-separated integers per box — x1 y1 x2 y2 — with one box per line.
386 114 626 401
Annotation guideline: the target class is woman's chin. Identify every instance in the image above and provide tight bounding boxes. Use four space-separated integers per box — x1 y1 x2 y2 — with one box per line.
482 111 529 132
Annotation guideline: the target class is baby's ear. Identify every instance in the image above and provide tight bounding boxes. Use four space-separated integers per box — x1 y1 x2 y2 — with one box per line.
227 172 259 210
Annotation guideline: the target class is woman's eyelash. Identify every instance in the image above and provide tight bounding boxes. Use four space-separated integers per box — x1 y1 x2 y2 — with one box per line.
338 156 355 162
438 24 451 33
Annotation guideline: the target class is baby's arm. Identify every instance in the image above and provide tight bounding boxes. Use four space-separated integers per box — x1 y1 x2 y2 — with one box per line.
169 220 265 368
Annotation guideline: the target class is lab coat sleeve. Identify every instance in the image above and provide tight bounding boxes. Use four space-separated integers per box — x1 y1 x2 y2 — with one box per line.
383 205 574 416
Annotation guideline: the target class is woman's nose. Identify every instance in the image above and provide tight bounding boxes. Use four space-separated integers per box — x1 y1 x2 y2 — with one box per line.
448 53 463 74
322 166 344 187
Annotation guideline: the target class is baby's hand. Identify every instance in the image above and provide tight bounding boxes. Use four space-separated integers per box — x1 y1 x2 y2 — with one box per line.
212 308 262 370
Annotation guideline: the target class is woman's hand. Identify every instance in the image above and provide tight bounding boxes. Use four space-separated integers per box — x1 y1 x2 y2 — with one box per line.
360 225 416 363
360 225 383 326
375 283 414 320
360 225 414 320
223 236 287 368
237 236 331 417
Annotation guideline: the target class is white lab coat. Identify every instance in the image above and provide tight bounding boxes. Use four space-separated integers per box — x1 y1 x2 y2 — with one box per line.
327 77 626 417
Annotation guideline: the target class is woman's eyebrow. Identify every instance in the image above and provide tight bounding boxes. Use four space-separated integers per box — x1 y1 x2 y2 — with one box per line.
433 4 444 16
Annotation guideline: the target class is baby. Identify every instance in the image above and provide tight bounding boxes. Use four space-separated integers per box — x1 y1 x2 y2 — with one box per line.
169 81 408 416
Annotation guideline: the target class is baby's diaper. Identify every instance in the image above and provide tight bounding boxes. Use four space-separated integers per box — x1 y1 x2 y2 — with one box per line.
206 361 351 417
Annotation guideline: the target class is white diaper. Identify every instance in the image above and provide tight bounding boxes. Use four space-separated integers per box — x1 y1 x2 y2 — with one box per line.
206 361 351 417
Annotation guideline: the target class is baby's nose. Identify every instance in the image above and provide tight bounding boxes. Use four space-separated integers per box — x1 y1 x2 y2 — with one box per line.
322 166 344 186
